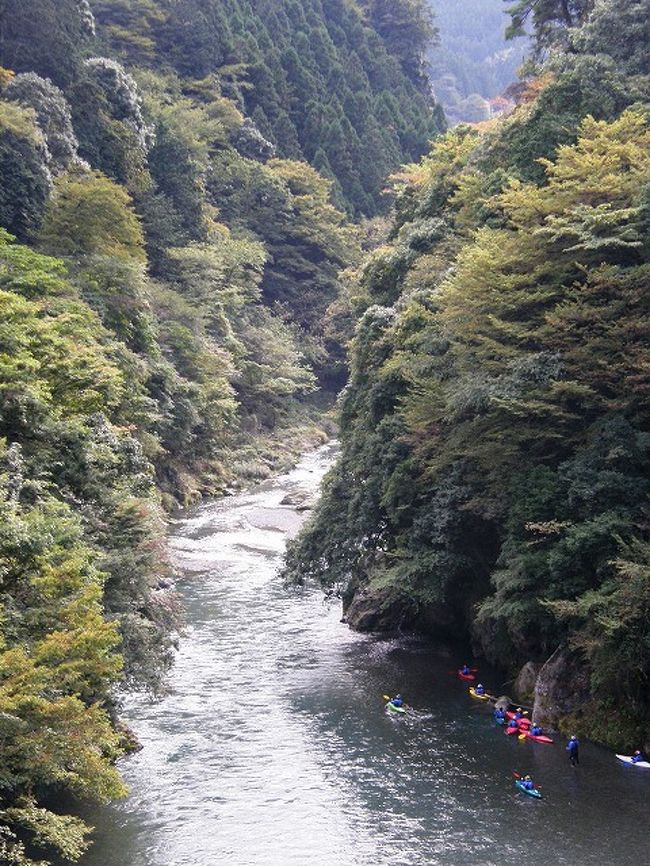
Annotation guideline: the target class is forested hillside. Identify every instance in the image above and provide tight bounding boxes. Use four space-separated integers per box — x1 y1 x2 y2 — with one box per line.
428 0 528 124
288 0 650 749
0 1 443 862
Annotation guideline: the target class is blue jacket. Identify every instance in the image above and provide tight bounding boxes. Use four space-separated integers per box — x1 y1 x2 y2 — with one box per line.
391 697 403 707
632 754 644 763
567 739 579 752
523 780 535 790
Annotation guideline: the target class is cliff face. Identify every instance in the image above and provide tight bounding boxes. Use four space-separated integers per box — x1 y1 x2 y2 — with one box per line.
530 647 591 729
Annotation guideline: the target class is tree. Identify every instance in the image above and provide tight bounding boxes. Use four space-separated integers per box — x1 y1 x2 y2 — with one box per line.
0 100 51 239
40 169 145 260
360 0 438 85
505 0 595 52
0 0 95 88
5 73 80 174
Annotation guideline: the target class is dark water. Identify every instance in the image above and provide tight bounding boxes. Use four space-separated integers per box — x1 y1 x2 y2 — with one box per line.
81 445 648 865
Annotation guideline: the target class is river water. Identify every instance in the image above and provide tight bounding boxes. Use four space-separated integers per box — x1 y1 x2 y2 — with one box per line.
82 445 647 866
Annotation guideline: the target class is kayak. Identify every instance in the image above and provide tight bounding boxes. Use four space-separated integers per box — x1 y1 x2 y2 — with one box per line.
458 670 476 681
385 701 406 715
515 780 542 799
522 732 554 744
469 687 490 701
616 754 650 769
506 711 531 728
506 725 523 736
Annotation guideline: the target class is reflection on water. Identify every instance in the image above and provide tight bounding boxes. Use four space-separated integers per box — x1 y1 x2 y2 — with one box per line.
81 444 647 866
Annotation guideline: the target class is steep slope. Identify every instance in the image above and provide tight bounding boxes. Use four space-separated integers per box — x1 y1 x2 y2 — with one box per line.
286 0 650 749
0 1 445 862
87 0 445 215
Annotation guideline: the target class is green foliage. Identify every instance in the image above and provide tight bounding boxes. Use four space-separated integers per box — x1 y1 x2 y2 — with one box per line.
546 538 650 737
0 438 128 864
0 0 95 88
5 73 81 175
0 0 432 858
288 4 650 745
0 100 51 240
0 230 179 860
359 0 437 85
89 0 445 215
40 170 146 260
504 0 594 52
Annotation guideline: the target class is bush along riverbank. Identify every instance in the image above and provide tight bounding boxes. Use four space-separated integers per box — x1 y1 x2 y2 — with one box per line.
285 0 650 754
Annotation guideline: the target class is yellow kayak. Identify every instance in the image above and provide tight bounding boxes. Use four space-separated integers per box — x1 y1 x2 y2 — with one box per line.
469 687 490 701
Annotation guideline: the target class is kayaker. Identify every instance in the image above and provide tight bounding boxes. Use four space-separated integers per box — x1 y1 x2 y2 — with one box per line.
567 735 580 766
461 664 471 676
508 718 519 730
390 694 404 708
530 724 543 737
494 707 506 722
631 750 645 763
522 775 535 791
514 707 525 721
475 683 485 696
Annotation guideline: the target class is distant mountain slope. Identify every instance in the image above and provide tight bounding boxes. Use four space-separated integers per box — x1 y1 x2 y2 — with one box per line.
428 0 528 123
87 0 445 215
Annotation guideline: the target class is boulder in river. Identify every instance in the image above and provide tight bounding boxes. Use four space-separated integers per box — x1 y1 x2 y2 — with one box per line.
280 489 316 511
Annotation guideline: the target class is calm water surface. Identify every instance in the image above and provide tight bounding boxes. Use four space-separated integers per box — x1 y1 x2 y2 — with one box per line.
82 445 647 865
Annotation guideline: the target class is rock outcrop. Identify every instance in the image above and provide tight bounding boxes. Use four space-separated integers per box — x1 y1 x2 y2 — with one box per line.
342 583 417 632
514 661 542 703
532 645 591 728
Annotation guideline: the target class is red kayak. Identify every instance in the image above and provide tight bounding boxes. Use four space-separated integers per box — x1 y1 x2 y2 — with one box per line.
523 731 554 744
506 725 522 735
458 670 476 681
506 711 531 728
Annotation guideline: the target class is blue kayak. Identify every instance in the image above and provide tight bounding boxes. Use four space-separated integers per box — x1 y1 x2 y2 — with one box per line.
515 780 542 799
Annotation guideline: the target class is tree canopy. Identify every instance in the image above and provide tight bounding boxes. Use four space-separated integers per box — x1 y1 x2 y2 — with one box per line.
287 0 650 749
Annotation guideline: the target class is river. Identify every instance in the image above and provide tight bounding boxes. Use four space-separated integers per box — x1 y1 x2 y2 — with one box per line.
81 444 647 866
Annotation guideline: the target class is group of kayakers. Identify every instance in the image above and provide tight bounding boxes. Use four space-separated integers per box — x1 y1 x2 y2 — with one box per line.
385 665 647 798
459 664 650 791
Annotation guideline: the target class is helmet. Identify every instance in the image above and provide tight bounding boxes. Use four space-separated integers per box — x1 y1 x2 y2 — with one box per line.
516 708 522 712
634 750 641 755
571 735 577 740
525 775 531 780
477 684 483 688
